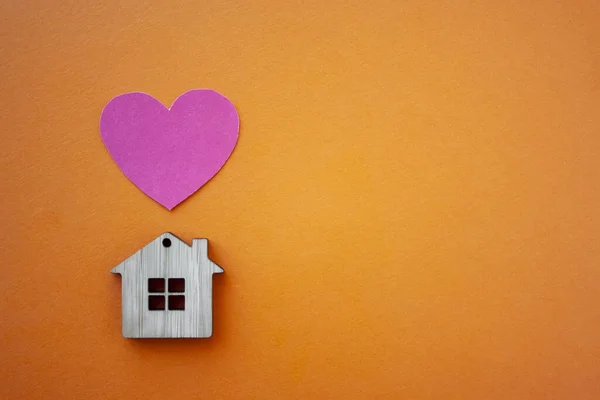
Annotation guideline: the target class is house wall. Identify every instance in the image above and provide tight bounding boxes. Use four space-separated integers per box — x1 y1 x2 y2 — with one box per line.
119 234 215 338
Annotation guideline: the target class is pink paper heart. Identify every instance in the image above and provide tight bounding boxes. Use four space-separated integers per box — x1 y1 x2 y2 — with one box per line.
100 89 239 209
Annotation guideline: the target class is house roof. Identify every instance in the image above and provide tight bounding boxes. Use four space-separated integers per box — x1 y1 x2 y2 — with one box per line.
110 232 224 274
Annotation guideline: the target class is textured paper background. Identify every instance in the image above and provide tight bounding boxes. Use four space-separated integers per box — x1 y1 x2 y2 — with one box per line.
1 1 600 399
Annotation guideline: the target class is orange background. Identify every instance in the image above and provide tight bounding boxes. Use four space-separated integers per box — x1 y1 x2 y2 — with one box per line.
1 1 600 399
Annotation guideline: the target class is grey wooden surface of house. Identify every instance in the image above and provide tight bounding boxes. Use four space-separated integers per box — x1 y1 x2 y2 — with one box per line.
111 233 223 338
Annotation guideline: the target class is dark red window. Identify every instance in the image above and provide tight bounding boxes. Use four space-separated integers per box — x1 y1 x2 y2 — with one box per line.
148 278 185 311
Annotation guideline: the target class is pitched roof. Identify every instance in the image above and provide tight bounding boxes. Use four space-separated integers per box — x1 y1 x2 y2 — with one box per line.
110 232 224 274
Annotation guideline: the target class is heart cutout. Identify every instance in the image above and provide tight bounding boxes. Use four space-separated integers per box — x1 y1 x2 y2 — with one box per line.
100 89 239 209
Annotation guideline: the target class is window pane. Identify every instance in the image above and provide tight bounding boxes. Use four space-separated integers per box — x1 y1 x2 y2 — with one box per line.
168 278 185 293
148 295 165 310
168 295 185 310
148 278 165 293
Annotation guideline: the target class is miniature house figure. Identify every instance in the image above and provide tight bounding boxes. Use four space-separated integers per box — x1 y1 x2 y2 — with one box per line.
111 232 224 338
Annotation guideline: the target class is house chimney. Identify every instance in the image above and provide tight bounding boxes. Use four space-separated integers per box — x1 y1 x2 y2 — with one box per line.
192 238 208 253
192 238 224 273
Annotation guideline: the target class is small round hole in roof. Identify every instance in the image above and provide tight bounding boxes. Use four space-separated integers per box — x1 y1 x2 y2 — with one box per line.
162 238 172 248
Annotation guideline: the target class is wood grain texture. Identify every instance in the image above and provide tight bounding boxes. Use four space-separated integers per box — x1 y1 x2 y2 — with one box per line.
111 233 223 338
